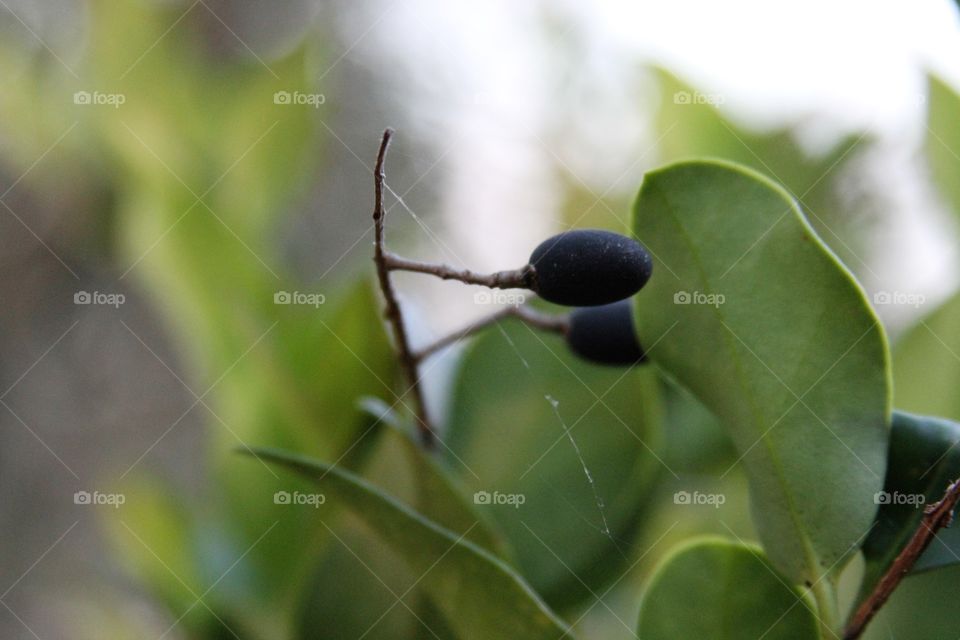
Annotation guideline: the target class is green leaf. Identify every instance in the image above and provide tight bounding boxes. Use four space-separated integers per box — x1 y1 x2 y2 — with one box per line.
293 399 509 640
632 160 891 587
861 411 960 592
295 513 429 640
926 74 960 219
856 565 960 639
358 397 510 557
661 380 736 473
444 320 664 610
209 280 395 610
637 537 819 640
244 448 574 640
102 478 213 634
892 291 960 423
293 399 511 639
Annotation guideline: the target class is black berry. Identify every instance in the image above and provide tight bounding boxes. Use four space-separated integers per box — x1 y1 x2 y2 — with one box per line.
528 230 652 306
565 300 646 366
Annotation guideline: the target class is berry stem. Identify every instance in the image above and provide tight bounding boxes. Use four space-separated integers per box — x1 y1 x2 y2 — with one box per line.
843 477 960 639
372 128 435 448
384 252 535 290
413 305 570 363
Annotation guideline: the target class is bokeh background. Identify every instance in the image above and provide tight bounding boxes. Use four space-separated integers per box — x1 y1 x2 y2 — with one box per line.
2 1 960 638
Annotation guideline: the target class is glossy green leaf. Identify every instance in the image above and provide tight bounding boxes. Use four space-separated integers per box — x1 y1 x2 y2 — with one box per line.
926 74 960 219
893 291 960 423
444 320 664 610
244 448 574 640
632 160 891 586
637 537 819 640
861 411 960 593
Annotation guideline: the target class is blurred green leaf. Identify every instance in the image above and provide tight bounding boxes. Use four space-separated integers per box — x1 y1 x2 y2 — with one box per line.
654 69 876 273
444 319 664 611
861 411 960 595
244 448 575 640
660 380 736 473
294 399 509 640
860 565 960 640
632 160 891 587
82 3 393 605
103 477 213 635
893 292 960 422
358 397 510 557
295 513 426 640
80 0 395 613
637 537 819 640
209 281 395 612
925 74 960 219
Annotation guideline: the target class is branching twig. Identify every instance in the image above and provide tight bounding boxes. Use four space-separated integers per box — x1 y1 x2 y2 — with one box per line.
413 305 570 362
384 252 534 289
844 478 960 639
373 128 435 447
371 128 567 448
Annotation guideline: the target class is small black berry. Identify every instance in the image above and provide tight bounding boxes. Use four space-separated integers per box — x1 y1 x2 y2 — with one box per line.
528 230 652 306
565 300 646 366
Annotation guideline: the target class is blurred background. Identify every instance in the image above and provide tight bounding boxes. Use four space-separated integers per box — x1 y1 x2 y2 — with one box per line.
2 0 960 638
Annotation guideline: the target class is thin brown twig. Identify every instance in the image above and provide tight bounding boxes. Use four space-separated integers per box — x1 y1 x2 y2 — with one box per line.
413 305 570 363
384 252 534 289
372 128 435 447
844 477 960 639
